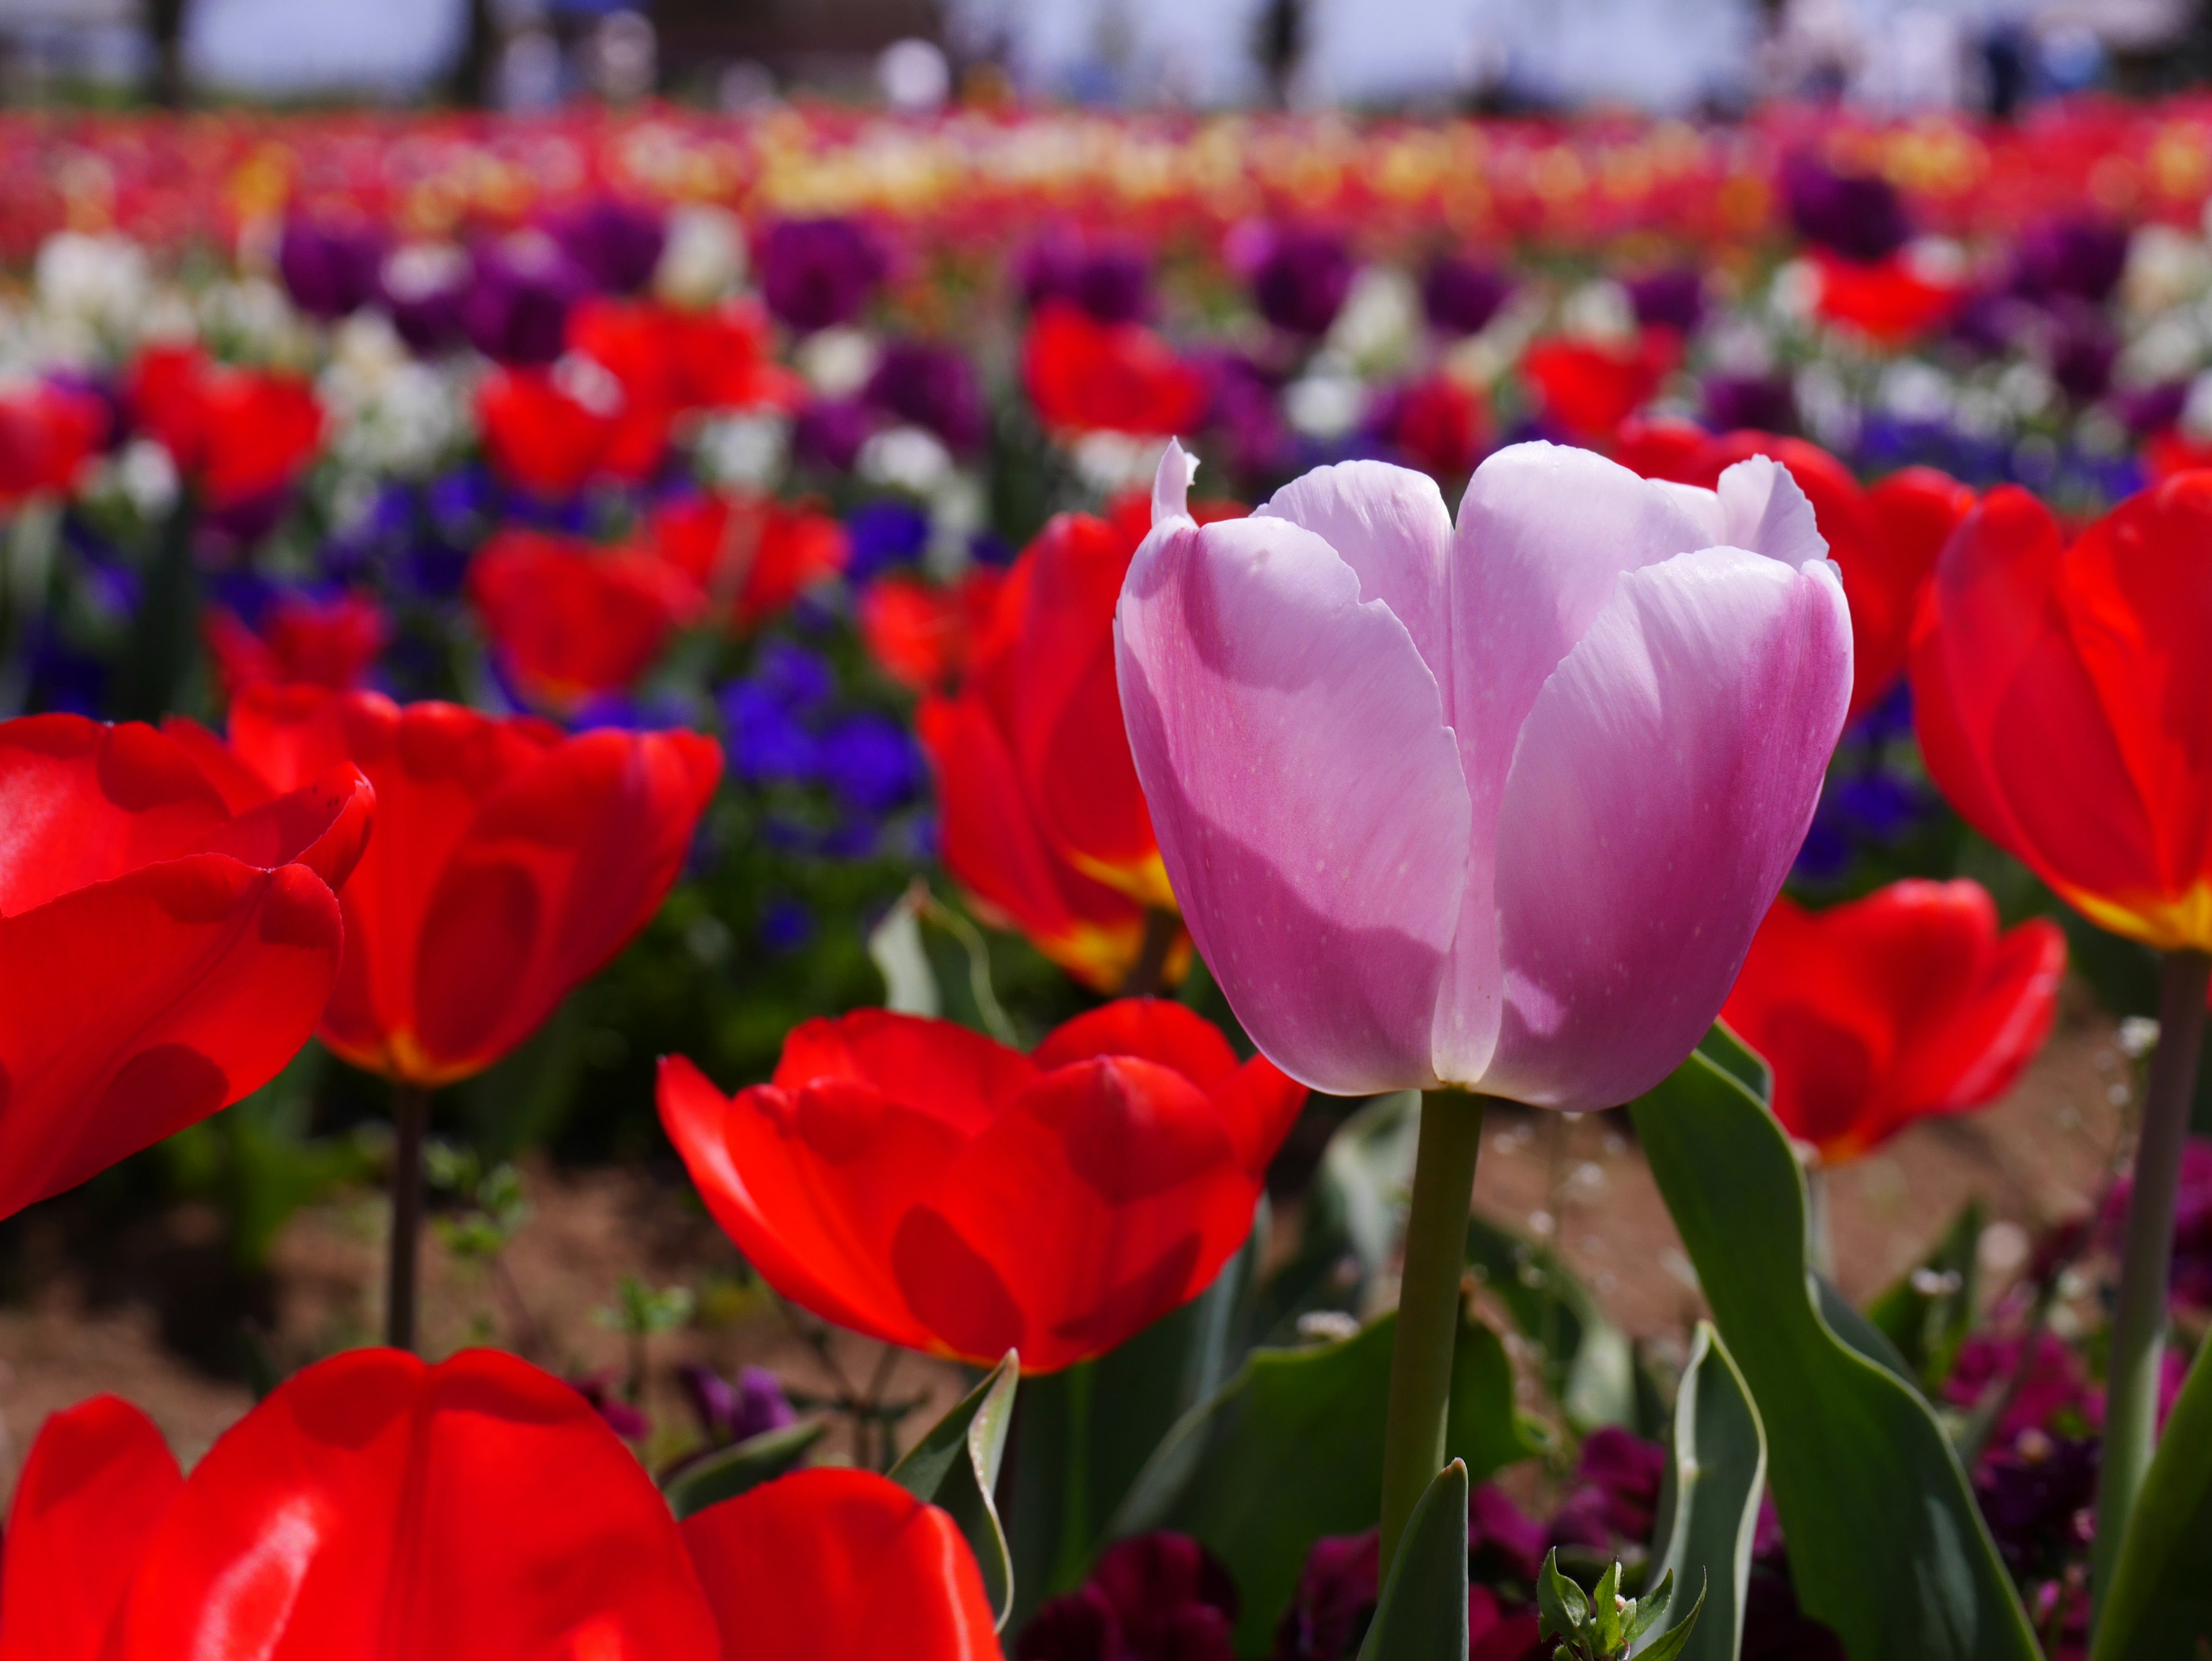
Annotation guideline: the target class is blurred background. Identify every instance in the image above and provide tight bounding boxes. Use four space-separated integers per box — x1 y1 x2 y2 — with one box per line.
0 0 2200 116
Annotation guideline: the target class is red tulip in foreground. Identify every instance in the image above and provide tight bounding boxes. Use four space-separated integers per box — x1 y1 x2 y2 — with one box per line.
1721 880 2065 1163
0 715 371 1221
660 1000 1305 1373
168 683 718 1349
917 507 1244 990
1911 471 2212 1584
1115 438 1851 1573
0 1348 998 1661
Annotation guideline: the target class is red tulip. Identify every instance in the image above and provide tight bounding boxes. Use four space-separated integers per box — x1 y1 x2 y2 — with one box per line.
1812 251 1963 348
1520 332 1676 442
660 1000 1306 1372
475 362 626 499
1022 302 1207 436
1721 880 2065 1162
173 684 719 1085
1912 474 2212 952
205 588 390 700
0 714 371 1218
128 345 323 510
569 294 802 417
0 382 104 505
862 569 1007 695
1381 373 1490 479
467 528 704 713
0 1349 999 1661
650 491 849 629
1627 429 1974 720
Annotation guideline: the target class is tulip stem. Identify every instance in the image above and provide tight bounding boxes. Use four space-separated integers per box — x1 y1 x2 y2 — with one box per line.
1378 1088 1487 1581
2092 947 2212 1623
387 1081 431 1353
1124 907 1179 998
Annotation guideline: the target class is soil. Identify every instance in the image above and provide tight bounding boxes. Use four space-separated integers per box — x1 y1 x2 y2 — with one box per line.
0 990 2127 1495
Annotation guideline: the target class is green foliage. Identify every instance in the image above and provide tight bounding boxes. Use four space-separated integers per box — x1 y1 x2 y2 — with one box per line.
594 1276 696 1340
1630 1043 2042 1661
2090 1337 2212 1660
1866 1201 1985 1397
1355 1459 1468 1661
1539 1551 1702 1661
661 1420 827 1520
1650 1323 1766 1661
889 1352 1019 1629
1465 1210 1637 1434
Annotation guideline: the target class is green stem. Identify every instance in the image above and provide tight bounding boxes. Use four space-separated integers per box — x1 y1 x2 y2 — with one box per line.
1379 1088 1487 1580
2091 948 2212 1621
1123 907 1180 999
386 1081 431 1353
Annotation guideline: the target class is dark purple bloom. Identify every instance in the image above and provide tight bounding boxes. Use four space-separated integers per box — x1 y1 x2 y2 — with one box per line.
1971 1432 2097 1581
2044 301 2118 403
1949 288 2039 360
677 1361 797 1446
721 682 819 784
1702 373 1797 436
792 396 876 473
759 217 885 334
1554 1427 1666 1546
1627 267 1705 335
817 712 926 814
1423 256 1513 336
1783 154 1911 264
377 244 471 355
1272 1533 1375 1660
1469 1481 1547 1581
1018 1534 1238 1661
460 233 590 365
843 498 931 584
554 198 667 296
759 896 815 953
279 218 387 321
2012 217 2129 305
1945 1332 2094 1440
1021 232 1156 324
1251 227 1355 337
569 1371 650 1441
751 639 836 713
1202 353 1291 483
866 339 986 452
1740 1573 1848 1661
2114 379 2190 436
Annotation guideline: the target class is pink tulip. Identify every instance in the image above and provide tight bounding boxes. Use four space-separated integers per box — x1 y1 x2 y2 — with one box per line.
1115 439 1852 1110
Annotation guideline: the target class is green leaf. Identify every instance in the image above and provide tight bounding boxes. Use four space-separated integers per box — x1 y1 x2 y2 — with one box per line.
1355 1459 1470 1661
1648 1323 1766 1661
1592 1560 1627 1652
2090 1335 2212 1659
1256 1092 1421 1340
1116 1304 1536 1653
1465 1211 1635 1432
1698 1021 1771 1100
1866 1201 1984 1395
1634 1574 1709 1661
661 1419 825 1520
1629 1047 2041 1661
1005 1212 1266 1628
890 1350 1018 1629
1541 1548 1593 1639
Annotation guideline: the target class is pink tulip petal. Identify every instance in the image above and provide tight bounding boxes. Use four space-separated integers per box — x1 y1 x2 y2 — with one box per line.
1483 546 1851 1108
1116 510 1469 1095
1256 460 1456 680
1432 442 1714 1081
1717 455 1829 566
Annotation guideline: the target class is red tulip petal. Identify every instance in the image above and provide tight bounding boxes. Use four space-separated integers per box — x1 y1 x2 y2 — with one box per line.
0 1396 181 1661
468 530 700 713
193 763 376 891
681 1469 998 1661
109 1348 720 1661
0 856 341 1216
774 1008 1032 1129
1033 997 1238 1085
1208 1055 1310 1179
658 1056 946 1351
916 691 1147 992
1861 467 1974 706
0 716 230 914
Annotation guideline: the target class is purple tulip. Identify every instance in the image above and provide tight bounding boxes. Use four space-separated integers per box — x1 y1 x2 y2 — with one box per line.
1115 440 1851 1105
759 217 885 334
1703 373 1798 435
1251 226 1355 337
1020 232 1154 323
1627 267 1706 335
676 1361 797 1447
866 338 986 452
377 243 471 355
2012 217 2128 305
792 395 876 472
461 233 590 365
554 197 668 296
2115 380 2190 437
1782 155 1911 264
2043 300 2118 403
1422 256 1514 336
278 217 387 321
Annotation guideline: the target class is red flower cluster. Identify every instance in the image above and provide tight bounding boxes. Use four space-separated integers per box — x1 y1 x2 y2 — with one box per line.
0 715 371 1220
649 490 850 630
1022 302 1207 437
1913 472 2212 952
0 1347 996 1661
468 528 705 714
205 588 391 699
660 1000 1304 1373
0 381 104 505
1521 332 1678 442
1722 880 2065 1162
171 685 719 1085
128 344 323 510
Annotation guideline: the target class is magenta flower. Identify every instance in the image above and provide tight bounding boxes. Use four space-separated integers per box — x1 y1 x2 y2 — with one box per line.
1115 439 1851 1108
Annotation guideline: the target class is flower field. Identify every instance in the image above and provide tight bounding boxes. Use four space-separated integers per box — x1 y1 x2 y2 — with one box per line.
3 96 2212 1660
